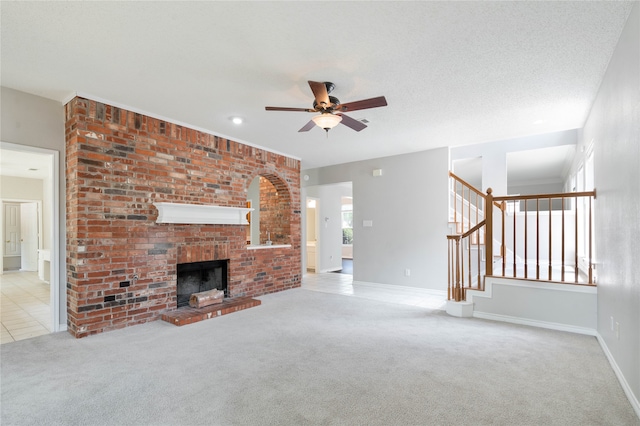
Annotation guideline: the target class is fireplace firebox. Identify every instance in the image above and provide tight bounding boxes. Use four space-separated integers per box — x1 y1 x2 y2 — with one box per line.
176 260 228 308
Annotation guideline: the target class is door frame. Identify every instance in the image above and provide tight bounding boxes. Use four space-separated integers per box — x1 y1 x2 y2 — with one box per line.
0 141 61 332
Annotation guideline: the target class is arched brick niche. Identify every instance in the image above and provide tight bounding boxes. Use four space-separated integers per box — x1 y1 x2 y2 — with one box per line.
257 174 292 246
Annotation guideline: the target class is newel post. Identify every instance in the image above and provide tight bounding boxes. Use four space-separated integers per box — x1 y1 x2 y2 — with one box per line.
485 188 494 277
454 237 462 302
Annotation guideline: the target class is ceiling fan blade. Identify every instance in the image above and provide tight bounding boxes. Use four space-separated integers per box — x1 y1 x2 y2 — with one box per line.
308 81 330 108
298 120 316 132
266 106 315 112
338 113 367 132
336 96 387 112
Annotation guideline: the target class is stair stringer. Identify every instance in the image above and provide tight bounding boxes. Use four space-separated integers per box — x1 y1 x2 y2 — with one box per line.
465 276 597 335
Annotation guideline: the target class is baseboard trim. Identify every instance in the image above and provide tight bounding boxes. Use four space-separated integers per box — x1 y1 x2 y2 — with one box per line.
596 332 640 420
472 311 597 336
351 280 447 297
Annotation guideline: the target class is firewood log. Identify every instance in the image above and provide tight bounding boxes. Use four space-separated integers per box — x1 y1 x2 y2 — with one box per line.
189 289 224 308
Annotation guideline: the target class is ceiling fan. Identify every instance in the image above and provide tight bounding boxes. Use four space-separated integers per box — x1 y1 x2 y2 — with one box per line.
265 81 387 133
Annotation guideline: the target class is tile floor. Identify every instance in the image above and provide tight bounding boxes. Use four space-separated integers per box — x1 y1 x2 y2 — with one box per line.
302 272 447 311
1 271 51 344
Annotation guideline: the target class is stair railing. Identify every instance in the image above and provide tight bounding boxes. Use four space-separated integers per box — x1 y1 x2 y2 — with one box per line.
447 172 597 301
447 220 486 301
449 171 485 234
489 190 597 284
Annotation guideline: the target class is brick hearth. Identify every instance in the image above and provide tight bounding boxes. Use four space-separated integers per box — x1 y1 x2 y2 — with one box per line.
161 297 261 326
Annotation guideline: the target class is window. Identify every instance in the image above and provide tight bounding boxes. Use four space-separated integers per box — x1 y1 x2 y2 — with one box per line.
341 201 353 245
574 144 595 271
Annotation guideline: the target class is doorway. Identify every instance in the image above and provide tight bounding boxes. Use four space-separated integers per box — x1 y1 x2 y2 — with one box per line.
3 201 41 272
0 142 60 339
305 197 319 273
339 195 353 275
304 182 353 275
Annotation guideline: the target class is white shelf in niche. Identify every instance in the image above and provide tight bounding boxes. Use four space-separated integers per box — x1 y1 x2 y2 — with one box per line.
154 203 253 225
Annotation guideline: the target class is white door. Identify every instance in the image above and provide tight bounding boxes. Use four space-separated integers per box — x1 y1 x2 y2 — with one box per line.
20 202 38 271
4 203 21 256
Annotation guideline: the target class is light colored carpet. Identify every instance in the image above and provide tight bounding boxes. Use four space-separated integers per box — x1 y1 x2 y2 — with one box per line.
1 288 638 425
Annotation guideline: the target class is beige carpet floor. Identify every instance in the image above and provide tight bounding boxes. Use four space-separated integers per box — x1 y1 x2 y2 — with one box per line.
1 287 638 425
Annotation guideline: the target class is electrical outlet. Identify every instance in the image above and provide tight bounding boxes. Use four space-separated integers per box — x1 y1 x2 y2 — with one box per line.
405 269 411 277
616 322 620 340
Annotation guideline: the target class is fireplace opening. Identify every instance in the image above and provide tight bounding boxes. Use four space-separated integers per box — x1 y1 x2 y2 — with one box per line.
176 260 228 308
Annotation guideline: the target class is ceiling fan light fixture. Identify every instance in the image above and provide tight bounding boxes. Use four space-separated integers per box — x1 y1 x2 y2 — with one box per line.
312 113 342 131
266 80 386 133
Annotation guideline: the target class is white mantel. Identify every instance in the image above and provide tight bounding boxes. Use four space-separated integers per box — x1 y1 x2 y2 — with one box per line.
154 202 253 225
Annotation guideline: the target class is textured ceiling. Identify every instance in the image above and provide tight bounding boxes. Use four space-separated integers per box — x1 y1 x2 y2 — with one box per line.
0 1 634 169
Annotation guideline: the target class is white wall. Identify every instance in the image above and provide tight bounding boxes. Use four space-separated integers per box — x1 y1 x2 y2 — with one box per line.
0 176 44 200
451 129 578 195
502 211 576 266
469 277 597 333
580 2 639 413
508 181 564 196
1 87 66 328
481 151 507 195
303 147 449 290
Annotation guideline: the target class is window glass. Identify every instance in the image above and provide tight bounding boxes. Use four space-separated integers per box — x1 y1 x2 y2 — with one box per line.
341 203 353 244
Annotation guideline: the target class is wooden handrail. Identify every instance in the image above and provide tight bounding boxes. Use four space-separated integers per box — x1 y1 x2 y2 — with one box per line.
447 220 486 240
450 172 506 210
449 171 486 234
449 171 485 198
493 190 596 201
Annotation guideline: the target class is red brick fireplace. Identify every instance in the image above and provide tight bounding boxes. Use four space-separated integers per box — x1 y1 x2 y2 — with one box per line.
64 97 301 338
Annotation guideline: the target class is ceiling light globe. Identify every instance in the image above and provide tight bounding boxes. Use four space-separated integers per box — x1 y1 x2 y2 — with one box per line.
312 114 342 131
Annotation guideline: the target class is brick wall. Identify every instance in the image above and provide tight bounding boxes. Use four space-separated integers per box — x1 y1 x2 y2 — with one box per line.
65 97 301 338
